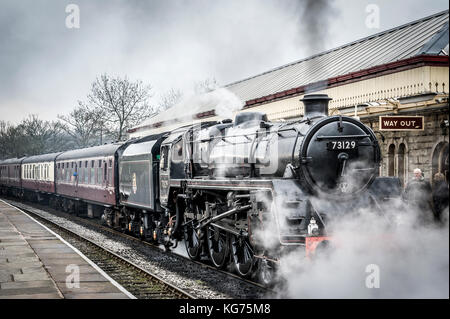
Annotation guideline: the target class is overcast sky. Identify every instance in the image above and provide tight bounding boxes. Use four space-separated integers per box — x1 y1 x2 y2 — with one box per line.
0 0 448 124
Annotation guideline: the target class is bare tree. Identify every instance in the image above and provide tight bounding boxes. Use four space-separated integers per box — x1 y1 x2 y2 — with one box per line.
18 115 68 155
157 88 183 112
58 102 103 148
0 121 22 159
0 116 69 159
194 77 219 95
87 74 155 141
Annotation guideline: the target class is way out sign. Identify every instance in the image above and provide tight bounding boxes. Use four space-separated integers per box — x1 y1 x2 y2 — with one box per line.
379 116 424 131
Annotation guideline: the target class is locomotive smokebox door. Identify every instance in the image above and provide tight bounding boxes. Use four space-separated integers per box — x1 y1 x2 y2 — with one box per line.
298 95 380 199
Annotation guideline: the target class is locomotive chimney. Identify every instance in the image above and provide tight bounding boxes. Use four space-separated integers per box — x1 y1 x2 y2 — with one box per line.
301 94 332 117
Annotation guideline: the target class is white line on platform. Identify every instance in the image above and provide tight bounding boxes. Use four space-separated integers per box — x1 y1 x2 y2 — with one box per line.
0 199 136 299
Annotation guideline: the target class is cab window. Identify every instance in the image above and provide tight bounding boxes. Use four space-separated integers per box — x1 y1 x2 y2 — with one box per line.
160 146 169 170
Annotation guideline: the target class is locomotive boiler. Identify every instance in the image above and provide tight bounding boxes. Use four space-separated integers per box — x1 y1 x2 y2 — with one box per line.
159 94 381 284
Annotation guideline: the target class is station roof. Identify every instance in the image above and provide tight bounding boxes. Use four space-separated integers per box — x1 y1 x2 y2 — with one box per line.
226 10 449 104
130 9 449 134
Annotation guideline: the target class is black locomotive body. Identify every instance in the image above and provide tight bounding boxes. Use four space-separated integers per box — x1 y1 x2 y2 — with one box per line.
0 94 383 284
165 94 381 281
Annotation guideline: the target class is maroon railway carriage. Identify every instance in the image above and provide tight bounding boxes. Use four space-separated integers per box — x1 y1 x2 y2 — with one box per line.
0 157 25 196
54 143 123 210
21 153 62 199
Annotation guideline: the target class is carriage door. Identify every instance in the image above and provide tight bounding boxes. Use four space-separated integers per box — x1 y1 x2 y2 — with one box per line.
159 145 170 206
74 162 79 194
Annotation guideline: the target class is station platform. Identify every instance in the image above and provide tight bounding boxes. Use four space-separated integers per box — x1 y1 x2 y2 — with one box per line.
0 200 133 299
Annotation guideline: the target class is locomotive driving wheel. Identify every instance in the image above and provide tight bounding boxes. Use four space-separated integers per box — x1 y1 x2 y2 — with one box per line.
231 235 255 278
206 225 229 268
184 220 202 260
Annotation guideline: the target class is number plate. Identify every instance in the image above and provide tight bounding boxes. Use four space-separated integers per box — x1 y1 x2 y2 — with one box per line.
327 140 358 150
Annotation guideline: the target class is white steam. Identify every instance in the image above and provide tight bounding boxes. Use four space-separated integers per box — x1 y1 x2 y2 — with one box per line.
274 199 449 298
199 88 244 119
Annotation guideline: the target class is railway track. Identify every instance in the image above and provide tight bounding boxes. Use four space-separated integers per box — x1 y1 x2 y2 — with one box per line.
57 207 269 290
2 197 269 298
6 200 195 299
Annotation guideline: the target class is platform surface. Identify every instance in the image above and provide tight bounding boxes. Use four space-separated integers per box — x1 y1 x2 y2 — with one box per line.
0 200 132 299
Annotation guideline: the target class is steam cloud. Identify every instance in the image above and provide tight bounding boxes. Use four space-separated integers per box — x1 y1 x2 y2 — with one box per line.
270 198 449 298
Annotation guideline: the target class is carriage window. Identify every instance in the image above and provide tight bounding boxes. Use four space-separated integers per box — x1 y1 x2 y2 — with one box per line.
97 162 102 184
85 166 89 184
107 166 112 184
78 167 82 183
90 161 95 184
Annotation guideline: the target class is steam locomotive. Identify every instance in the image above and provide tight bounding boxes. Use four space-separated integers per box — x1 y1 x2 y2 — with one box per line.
0 94 382 284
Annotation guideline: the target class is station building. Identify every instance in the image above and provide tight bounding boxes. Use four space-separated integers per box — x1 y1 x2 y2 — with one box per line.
129 10 449 186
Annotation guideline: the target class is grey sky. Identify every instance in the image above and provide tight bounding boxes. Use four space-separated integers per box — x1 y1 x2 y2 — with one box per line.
0 0 448 124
